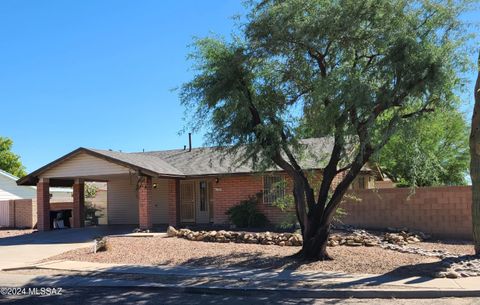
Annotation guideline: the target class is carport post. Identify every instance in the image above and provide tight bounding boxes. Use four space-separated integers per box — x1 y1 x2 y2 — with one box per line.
138 176 152 230
72 179 85 228
37 178 50 231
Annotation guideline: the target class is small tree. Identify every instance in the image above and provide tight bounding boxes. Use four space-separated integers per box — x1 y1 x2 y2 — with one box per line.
0 136 26 177
470 52 480 255
85 183 98 199
84 183 101 225
181 0 471 260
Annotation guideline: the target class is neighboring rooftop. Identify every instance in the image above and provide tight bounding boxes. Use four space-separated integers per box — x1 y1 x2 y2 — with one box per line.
0 169 72 194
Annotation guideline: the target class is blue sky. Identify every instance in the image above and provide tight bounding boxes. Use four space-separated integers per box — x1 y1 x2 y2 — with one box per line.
0 1 479 173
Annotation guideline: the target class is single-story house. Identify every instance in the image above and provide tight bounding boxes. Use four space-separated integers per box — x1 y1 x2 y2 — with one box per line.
17 138 383 231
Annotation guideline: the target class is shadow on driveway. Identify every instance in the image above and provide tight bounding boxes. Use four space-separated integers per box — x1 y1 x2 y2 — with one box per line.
0 226 138 246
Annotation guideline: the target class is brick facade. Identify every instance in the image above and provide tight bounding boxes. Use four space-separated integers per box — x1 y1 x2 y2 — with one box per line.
72 180 85 228
341 186 473 239
36 180 50 231
210 171 346 226
212 174 296 225
138 176 153 229
167 179 179 226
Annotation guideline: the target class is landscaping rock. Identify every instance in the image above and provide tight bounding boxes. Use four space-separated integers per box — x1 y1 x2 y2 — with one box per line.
445 270 461 279
383 231 425 245
93 237 107 253
164 226 445 258
166 226 178 237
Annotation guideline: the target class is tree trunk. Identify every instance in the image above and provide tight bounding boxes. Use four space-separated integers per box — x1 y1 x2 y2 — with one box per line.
470 52 480 256
300 221 332 260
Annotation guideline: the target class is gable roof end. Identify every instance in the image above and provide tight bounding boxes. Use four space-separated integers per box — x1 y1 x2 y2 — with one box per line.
16 147 185 186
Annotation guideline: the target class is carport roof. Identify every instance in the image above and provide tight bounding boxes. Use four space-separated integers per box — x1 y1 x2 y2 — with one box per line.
16 147 186 186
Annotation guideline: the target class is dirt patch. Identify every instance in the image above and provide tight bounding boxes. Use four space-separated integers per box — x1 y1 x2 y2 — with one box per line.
0 229 34 238
47 236 467 277
413 240 475 255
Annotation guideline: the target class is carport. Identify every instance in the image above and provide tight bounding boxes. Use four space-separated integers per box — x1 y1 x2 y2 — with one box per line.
17 148 184 231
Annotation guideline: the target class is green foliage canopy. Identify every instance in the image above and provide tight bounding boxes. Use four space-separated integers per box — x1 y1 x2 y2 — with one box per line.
180 0 472 253
0 136 26 178
181 0 470 173
374 109 470 187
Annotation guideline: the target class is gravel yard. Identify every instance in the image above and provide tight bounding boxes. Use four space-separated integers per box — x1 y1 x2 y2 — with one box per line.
46 235 477 277
414 240 475 256
0 229 34 238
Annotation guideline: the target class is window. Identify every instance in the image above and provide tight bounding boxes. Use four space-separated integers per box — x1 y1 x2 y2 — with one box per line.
199 181 207 211
263 175 285 205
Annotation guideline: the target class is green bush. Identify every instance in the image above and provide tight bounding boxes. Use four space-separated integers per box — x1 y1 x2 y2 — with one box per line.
226 196 268 228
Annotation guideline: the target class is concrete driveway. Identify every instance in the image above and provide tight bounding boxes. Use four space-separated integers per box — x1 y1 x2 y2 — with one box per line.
0 226 135 270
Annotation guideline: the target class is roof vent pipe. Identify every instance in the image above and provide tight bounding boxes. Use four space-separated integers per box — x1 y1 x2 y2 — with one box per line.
183 145 186 150
188 133 192 152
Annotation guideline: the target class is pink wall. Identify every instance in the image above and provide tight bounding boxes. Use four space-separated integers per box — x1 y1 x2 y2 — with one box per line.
341 186 473 240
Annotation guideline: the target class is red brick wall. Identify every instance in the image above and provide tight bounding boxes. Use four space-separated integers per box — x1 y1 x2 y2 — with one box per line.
211 173 302 225
50 202 73 211
341 186 473 239
168 179 178 226
138 176 152 229
211 171 347 226
72 181 85 228
212 174 284 224
36 181 50 231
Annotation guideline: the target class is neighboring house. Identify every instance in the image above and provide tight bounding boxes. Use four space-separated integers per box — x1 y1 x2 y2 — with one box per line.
17 138 384 231
0 169 71 200
0 169 72 228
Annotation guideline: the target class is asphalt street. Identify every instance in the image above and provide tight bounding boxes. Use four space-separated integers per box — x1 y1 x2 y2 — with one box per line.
1 287 480 305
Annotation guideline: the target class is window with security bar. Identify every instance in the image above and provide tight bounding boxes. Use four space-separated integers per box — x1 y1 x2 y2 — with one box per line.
263 175 286 205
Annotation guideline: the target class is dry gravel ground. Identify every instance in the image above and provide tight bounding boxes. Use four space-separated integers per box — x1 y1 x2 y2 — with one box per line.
0 229 34 238
47 236 475 277
413 240 475 255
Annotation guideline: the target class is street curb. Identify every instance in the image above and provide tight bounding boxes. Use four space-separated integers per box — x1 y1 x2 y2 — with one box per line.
1 266 42 272
57 284 480 299
3 266 480 299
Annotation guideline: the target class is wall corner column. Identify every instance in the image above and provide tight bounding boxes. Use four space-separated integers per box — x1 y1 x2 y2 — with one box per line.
37 178 50 231
167 179 179 226
138 176 153 230
72 179 85 228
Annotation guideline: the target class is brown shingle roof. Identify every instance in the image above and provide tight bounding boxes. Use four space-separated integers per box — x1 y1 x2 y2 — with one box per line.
18 138 375 186
140 138 338 176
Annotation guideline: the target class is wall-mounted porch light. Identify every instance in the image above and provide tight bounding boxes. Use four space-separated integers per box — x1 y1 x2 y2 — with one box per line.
153 183 158 189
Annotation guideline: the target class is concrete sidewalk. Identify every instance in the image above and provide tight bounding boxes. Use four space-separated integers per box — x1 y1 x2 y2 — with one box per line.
5 260 478 298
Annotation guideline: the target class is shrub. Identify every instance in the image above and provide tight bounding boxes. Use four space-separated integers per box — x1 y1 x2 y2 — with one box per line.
226 196 268 228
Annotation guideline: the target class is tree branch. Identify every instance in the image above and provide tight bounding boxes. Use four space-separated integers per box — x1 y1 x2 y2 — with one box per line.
308 49 327 77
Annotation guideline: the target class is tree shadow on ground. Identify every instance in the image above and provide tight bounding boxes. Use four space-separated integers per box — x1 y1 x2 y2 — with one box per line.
337 254 480 288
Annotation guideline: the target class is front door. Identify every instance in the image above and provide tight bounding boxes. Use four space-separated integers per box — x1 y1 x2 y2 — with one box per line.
195 180 210 224
180 181 195 222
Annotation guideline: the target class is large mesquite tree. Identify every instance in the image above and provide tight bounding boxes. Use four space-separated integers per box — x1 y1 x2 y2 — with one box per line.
181 0 470 260
470 52 480 255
